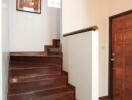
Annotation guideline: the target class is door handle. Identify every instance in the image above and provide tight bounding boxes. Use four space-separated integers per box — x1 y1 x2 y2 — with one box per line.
111 53 115 62
111 58 115 62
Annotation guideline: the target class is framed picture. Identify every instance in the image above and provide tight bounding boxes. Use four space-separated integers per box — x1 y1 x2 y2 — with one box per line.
16 0 41 14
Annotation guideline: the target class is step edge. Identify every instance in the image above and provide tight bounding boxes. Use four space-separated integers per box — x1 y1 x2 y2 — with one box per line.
9 74 67 84
8 86 68 96
9 66 61 70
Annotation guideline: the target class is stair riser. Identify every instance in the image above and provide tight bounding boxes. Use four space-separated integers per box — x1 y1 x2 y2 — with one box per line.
9 67 61 77
9 77 67 94
9 91 74 100
45 51 60 56
9 74 64 83
10 56 61 66
37 92 74 100
10 62 61 68
53 39 60 47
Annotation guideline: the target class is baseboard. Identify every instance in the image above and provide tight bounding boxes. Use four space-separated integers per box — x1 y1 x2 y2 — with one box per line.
99 96 108 100
62 70 76 99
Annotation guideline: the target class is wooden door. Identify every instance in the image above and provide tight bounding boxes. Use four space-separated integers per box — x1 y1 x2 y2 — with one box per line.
110 11 132 100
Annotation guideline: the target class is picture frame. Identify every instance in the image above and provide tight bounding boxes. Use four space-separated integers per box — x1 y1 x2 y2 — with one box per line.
16 0 41 14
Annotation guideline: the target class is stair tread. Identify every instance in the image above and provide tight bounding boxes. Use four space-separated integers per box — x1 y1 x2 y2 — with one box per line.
10 67 61 76
9 85 66 95
9 73 66 84
10 52 61 57
10 63 60 68
36 88 74 100
9 86 73 96
10 66 61 70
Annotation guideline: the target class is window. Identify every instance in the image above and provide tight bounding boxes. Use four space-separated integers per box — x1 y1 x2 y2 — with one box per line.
48 0 61 8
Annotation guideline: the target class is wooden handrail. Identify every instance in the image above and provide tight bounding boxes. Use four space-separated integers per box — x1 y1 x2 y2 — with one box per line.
63 26 98 37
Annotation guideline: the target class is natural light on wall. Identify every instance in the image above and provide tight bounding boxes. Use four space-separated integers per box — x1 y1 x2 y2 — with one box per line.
92 30 99 100
48 0 61 8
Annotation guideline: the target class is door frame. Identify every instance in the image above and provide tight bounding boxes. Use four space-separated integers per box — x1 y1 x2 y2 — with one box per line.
108 9 132 100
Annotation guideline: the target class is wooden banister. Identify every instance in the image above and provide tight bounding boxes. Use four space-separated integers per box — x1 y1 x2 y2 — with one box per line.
63 26 98 37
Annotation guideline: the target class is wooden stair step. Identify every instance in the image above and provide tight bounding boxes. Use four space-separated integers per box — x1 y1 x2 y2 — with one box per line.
10 52 46 56
10 66 61 70
52 39 60 48
37 91 74 100
47 47 61 55
10 52 60 57
10 62 61 68
48 48 60 52
8 86 74 100
48 47 60 54
9 67 61 78
10 55 61 62
10 55 61 67
44 39 60 56
9 73 67 84
9 75 67 95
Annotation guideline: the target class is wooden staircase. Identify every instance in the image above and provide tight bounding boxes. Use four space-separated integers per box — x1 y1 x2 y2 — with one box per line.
8 39 76 100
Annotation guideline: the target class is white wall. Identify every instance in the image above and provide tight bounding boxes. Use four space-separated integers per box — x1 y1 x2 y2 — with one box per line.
62 32 92 100
50 8 61 39
9 0 61 51
62 0 109 97
62 31 99 100
1 0 9 100
109 0 132 16
92 31 99 100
